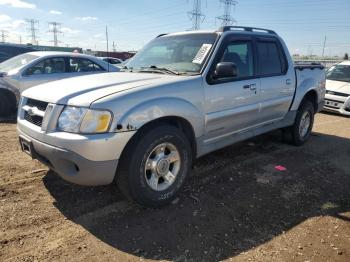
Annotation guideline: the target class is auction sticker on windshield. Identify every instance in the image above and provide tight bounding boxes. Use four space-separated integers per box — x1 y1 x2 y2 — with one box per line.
192 44 212 64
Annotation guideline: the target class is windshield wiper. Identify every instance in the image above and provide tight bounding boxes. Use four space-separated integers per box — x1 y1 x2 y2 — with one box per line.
139 65 180 75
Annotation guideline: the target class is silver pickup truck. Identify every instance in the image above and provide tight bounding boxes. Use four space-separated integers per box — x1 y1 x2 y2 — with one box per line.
17 26 326 207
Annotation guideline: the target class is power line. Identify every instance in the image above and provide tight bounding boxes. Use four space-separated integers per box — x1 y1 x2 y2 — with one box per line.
216 0 238 26
48 22 63 47
188 0 205 30
25 19 39 45
1 30 8 43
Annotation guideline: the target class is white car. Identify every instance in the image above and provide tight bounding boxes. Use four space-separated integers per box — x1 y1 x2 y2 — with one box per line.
324 61 350 116
0 51 119 116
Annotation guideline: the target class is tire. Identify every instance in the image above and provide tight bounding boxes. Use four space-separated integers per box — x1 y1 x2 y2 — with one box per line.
0 90 17 117
116 125 192 207
284 100 315 146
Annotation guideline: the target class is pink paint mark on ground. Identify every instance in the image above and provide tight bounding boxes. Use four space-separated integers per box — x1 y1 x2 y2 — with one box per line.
275 165 287 171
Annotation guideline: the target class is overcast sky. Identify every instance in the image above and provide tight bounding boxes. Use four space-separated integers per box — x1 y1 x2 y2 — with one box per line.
0 0 349 56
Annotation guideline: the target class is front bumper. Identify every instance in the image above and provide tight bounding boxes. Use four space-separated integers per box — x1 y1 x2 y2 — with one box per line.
323 94 350 116
18 130 119 186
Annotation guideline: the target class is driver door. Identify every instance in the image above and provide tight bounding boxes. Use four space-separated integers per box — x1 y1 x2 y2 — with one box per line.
20 57 67 90
203 36 261 142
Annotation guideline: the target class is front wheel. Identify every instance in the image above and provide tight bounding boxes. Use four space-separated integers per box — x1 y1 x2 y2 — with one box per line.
284 100 315 146
116 125 192 207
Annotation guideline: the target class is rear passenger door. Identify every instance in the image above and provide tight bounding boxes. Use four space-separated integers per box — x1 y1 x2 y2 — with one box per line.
256 38 295 123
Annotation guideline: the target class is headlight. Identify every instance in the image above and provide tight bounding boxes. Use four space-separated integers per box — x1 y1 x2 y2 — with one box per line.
58 106 112 133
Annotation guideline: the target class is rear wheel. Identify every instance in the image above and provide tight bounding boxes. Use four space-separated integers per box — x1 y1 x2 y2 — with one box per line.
116 125 192 207
284 100 315 146
0 90 17 117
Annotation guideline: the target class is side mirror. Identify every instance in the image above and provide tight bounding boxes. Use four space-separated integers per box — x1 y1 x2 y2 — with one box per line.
213 62 237 79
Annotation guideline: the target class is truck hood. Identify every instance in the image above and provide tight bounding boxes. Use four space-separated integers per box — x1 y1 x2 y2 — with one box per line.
21 72 181 107
326 79 350 94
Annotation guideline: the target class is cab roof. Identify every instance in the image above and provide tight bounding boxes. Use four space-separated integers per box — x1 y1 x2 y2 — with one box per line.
162 26 278 38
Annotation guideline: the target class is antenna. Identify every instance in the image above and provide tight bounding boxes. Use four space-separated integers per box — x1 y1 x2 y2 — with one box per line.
188 0 205 30
106 26 110 72
1 30 8 43
48 22 63 47
216 0 238 26
25 19 39 45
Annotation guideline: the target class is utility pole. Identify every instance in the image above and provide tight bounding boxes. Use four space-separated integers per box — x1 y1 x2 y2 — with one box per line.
25 19 39 45
19 35 22 44
216 0 238 26
48 22 63 47
188 0 205 30
1 30 8 43
322 36 327 57
112 41 116 52
106 26 110 71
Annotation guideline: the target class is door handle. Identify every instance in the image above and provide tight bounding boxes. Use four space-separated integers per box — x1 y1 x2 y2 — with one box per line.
243 84 257 91
286 79 291 85
249 84 257 91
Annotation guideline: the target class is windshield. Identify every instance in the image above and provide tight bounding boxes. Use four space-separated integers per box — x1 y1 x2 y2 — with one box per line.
0 53 38 72
326 64 350 83
125 33 218 74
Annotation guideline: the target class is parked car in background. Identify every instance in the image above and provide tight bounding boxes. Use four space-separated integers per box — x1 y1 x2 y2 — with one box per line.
18 26 325 207
324 61 350 116
0 51 119 116
0 43 36 63
98 57 123 65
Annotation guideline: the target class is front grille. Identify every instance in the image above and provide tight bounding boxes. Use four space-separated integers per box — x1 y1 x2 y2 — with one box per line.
326 90 349 97
26 98 48 111
23 98 49 127
24 111 43 126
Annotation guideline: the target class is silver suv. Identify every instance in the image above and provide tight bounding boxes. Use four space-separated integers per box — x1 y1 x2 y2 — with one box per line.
18 26 326 207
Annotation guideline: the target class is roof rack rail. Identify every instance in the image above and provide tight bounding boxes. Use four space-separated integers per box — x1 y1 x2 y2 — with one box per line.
218 26 277 35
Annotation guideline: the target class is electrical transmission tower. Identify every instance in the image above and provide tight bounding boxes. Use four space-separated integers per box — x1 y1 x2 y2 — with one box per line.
1 30 8 43
25 19 39 45
48 22 63 47
216 0 238 26
188 0 205 30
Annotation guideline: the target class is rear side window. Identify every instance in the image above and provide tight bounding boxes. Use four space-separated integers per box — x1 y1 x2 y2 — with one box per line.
69 58 105 72
257 41 285 76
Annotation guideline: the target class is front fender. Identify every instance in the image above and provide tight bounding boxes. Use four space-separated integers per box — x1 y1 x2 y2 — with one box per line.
115 97 205 138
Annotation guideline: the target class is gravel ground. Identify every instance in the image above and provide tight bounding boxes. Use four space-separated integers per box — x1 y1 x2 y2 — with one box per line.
0 112 349 262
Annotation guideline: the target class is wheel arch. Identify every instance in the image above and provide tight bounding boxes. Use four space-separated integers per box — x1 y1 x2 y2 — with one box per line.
119 115 197 164
301 89 318 111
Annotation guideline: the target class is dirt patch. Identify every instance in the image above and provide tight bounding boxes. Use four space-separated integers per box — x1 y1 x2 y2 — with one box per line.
1 113 350 261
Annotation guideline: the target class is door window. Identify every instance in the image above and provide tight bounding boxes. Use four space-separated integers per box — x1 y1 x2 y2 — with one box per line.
219 41 254 78
257 41 285 76
26 57 66 75
69 58 104 72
